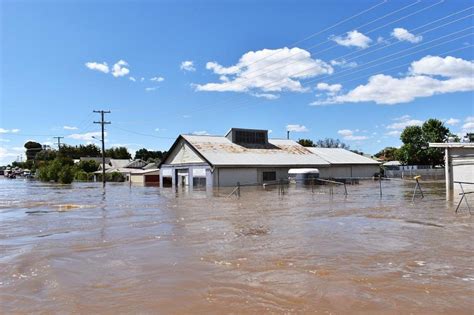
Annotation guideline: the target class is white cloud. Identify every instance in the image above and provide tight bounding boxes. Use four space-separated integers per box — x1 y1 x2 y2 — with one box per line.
140 77 145 82
63 125 78 130
391 28 422 43
316 82 342 93
286 124 309 132
111 60 130 77
206 62 240 75
0 128 20 134
330 30 372 48
251 92 280 100
410 55 474 78
0 138 10 142
85 61 109 73
192 131 209 136
462 116 474 134
337 129 368 141
129 76 136 82
384 115 422 136
330 59 357 68
0 146 25 164
150 76 164 82
195 47 333 94
67 131 103 141
445 118 460 126
180 60 196 72
145 87 157 91
313 55 474 105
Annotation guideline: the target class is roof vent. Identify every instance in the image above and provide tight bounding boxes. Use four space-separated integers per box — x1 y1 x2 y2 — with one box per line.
226 128 268 145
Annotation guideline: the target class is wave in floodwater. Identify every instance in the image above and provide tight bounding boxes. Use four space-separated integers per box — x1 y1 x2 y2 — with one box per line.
0 178 473 314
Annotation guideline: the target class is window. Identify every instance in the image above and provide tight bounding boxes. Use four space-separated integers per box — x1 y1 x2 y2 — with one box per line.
263 171 276 181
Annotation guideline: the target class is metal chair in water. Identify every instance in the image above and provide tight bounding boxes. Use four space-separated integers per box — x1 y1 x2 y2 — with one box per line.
455 181 473 215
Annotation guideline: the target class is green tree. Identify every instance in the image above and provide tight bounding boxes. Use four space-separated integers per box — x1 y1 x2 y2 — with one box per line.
316 138 349 149
134 148 167 161
374 147 399 161
24 141 42 160
105 147 131 159
398 119 450 166
297 139 315 147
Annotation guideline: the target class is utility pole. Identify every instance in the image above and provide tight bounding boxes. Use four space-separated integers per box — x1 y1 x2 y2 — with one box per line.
287 131 290 140
53 136 64 151
94 110 111 187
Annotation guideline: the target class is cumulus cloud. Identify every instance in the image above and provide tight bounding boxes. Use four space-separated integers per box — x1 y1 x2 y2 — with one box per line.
312 55 474 105
330 30 372 48
150 76 164 82
316 82 342 93
391 28 422 43
129 77 136 82
145 87 157 91
111 60 130 77
410 55 474 78
462 116 474 133
0 128 20 133
195 47 333 94
337 129 368 141
286 124 309 132
85 61 109 73
180 60 196 72
63 126 78 130
386 115 423 131
67 131 104 141
445 118 460 126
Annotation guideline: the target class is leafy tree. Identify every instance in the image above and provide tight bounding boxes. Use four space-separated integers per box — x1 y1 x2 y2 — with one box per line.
134 148 167 161
58 165 74 184
105 147 131 159
374 147 399 161
35 149 57 161
316 138 349 149
75 160 99 173
24 141 42 160
297 139 315 147
59 144 101 159
398 119 449 166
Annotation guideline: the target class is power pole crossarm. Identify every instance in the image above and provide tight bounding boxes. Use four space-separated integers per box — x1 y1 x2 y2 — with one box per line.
93 110 111 187
53 136 64 150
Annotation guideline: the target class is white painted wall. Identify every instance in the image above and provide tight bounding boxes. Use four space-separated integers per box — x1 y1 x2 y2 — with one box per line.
166 139 204 165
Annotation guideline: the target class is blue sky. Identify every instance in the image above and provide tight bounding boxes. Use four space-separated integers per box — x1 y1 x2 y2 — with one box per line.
1 0 473 164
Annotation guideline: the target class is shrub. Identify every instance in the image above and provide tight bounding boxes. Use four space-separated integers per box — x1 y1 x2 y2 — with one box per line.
58 165 74 184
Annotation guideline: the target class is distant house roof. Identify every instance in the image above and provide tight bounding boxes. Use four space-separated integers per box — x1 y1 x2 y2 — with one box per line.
143 162 158 169
162 134 330 167
80 157 110 164
307 148 380 165
125 159 147 169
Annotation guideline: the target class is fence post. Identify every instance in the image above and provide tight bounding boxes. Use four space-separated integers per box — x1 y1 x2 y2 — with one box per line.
379 175 382 198
311 178 314 193
237 181 241 198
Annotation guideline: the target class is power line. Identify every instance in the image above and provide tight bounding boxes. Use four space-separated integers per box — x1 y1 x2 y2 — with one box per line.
240 0 389 71
187 4 471 115
109 124 176 140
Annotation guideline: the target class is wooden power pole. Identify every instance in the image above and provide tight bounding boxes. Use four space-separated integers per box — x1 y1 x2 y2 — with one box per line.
94 110 111 187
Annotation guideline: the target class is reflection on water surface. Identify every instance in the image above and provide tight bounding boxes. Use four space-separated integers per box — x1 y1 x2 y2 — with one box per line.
1 179 473 314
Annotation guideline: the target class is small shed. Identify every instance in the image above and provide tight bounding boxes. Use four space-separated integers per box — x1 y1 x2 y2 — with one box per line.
307 148 380 178
429 143 474 199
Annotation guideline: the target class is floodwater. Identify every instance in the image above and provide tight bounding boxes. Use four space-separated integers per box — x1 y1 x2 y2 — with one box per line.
1 178 473 314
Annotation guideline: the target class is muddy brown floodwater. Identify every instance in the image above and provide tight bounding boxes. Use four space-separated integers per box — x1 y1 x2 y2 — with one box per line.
1 178 473 314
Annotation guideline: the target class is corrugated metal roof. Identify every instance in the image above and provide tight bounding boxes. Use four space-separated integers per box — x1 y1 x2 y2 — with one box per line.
181 135 330 167
307 148 380 165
